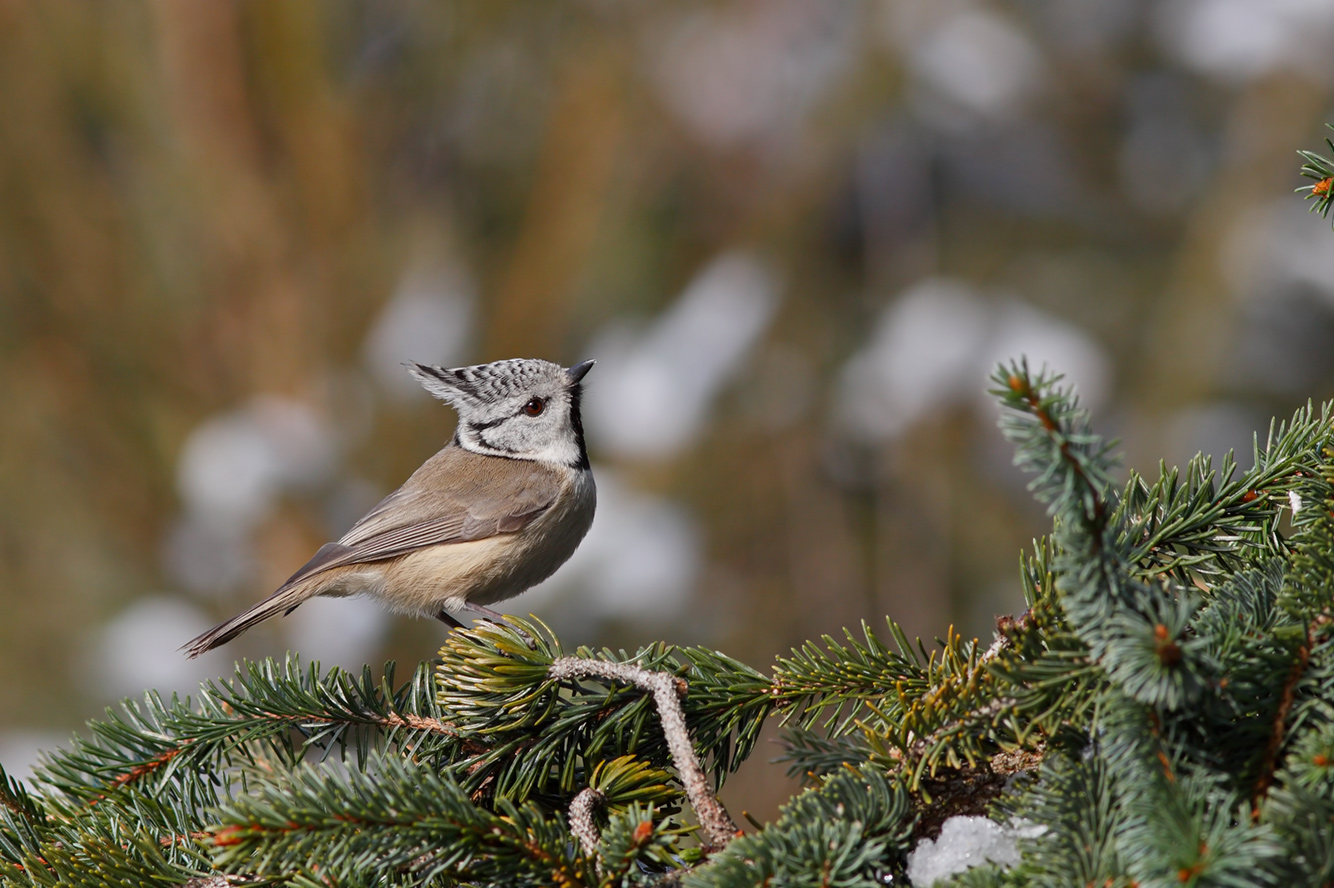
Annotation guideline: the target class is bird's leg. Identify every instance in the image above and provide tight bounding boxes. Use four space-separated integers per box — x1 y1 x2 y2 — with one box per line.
464 602 535 647
465 602 507 622
435 605 533 646
434 609 466 629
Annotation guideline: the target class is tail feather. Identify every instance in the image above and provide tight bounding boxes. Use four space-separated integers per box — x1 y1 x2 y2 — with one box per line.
181 585 312 659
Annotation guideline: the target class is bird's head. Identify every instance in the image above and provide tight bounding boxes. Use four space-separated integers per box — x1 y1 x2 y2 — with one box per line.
408 357 594 468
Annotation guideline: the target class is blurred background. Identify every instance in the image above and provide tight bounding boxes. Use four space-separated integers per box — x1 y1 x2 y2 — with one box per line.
3 0 1334 818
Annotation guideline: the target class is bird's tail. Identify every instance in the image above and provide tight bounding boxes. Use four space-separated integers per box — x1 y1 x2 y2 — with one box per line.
181 583 313 659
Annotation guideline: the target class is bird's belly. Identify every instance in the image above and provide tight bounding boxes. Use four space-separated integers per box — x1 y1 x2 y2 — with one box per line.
371 535 517 615
361 467 595 617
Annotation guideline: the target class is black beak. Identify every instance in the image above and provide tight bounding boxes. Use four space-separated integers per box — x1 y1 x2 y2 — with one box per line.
566 359 596 384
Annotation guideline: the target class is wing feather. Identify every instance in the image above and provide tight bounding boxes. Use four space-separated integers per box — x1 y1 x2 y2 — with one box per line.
276 447 563 591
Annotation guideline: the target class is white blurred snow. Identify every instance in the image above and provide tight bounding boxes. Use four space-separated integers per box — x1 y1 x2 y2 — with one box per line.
92 596 217 700
648 1 857 150
1222 198 1334 307
836 278 1110 442
521 468 700 630
286 596 393 672
907 816 1046 885
584 251 780 460
166 396 340 597
911 11 1044 118
1154 0 1334 85
162 384 395 665
882 4 1045 123
363 261 476 400
0 730 67 784
176 396 335 529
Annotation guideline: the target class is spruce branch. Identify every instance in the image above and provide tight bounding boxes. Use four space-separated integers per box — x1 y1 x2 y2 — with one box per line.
565 756 683 878
1252 624 1314 816
0 765 40 826
548 656 739 850
993 753 1127 883
1001 365 1115 532
5 355 1334 884
34 657 458 810
1263 720 1334 880
434 619 772 805
777 618 1049 793
177 877 244 888
210 751 587 886
775 728 872 781
1281 444 1334 620
0 813 216 888
597 802 692 886
986 545 1102 743
88 743 191 805
1121 402 1334 587
439 615 1018 810
993 362 1222 711
1116 449 1290 581
1297 123 1334 225
683 765 914 887
767 620 925 735
584 755 681 811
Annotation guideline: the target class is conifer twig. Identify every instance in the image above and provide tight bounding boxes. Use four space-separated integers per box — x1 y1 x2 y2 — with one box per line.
548 657 740 850
1008 371 1108 532
0 773 36 824
76 705 457 803
568 787 605 861
1251 625 1313 816
89 743 191 804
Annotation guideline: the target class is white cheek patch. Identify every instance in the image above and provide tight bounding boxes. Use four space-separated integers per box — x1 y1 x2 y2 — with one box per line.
524 438 581 466
461 398 580 465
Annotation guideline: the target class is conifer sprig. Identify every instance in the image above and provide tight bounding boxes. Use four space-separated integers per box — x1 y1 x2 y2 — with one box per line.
432 618 773 806
4 361 1334 885
682 766 914 888
775 728 872 781
768 620 925 735
35 657 454 810
431 615 989 804
993 361 1216 710
962 366 1334 887
1297 122 1334 224
210 751 589 886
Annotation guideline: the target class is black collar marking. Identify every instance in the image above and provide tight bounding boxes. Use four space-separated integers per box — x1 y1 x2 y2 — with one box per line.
569 384 590 471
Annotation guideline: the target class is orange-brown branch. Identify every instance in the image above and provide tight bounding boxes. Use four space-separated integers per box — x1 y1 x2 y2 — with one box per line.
1251 628 1313 817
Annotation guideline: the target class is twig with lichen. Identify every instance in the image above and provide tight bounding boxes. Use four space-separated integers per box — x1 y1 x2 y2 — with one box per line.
548 657 740 850
567 786 606 865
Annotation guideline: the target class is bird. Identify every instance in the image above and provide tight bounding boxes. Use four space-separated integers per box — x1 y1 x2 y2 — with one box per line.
182 357 597 659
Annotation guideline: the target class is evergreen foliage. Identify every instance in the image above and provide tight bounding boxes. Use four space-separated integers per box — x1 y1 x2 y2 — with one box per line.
14 115 1334 882
1298 122 1334 224
3 359 1334 885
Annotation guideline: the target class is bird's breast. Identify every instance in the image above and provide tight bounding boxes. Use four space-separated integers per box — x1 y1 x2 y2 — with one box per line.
376 466 596 614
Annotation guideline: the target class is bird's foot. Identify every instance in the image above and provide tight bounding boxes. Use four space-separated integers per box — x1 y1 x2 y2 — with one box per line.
467 603 536 648
434 609 466 630
435 606 535 647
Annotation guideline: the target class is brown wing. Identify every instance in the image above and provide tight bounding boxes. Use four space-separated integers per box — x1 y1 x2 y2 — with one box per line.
276 447 562 590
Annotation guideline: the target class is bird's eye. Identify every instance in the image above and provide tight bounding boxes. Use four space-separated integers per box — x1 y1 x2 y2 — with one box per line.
522 397 546 417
